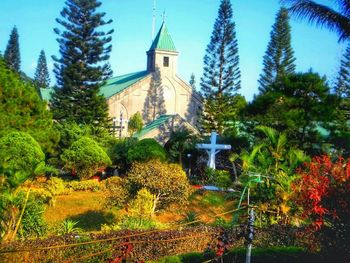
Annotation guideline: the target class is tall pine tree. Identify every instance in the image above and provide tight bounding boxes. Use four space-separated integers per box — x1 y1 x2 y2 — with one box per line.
51 0 113 126
4 26 21 72
258 8 296 93
200 0 241 134
335 44 350 98
34 50 50 88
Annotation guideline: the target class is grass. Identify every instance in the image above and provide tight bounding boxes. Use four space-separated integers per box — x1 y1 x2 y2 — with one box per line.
44 191 114 231
44 190 235 232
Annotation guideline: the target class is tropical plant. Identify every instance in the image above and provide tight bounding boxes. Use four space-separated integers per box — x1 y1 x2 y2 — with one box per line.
61 136 111 180
57 219 82 235
164 129 197 165
181 211 200 226
237 126 308 225
282 0 350 41
127 159 192 212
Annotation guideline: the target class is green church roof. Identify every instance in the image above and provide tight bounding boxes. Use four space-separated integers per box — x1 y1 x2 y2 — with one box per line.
100 70 149 98
149 22 177 52
40 88 53 101
133 114 175 138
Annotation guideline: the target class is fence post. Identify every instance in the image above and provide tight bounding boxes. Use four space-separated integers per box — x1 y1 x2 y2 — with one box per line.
245 208 255 263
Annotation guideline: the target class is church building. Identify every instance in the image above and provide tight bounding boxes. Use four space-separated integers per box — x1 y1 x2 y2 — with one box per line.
100 22 201 141
41 22 201 142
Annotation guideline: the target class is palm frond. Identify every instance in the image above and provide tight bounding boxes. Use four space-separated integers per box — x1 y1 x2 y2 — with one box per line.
256 125 278 145
282 0 350 41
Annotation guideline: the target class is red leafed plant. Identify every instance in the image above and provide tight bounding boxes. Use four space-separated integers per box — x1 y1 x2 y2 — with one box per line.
292 155 350 255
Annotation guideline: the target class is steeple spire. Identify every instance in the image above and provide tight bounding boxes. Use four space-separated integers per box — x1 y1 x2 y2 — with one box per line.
149 22 176 52
146 22 178 75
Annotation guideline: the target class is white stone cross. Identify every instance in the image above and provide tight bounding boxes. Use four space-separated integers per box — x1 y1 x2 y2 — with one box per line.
196 131 232 169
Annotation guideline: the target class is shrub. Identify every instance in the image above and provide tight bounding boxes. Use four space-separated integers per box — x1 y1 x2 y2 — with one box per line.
61 136 111 180
0 131 45 173
127 138 167 163
127 159 191 211
107 138 138 172
128 188 155 219
65 179 102 192
292 155 350 255
103 176 129 208
18 196 47 238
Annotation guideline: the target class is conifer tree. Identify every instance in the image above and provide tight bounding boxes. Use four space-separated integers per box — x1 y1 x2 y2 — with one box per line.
51 0 113 126
200 0 241 133
34 50 50 88
258 8 296 93
335 44 350 98
189 73 196 89
4 26 21 72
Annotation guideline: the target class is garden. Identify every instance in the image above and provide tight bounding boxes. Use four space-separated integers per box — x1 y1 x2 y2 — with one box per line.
1 0 350 262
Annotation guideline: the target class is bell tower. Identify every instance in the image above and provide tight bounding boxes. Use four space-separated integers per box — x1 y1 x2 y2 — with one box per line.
147 22 179 76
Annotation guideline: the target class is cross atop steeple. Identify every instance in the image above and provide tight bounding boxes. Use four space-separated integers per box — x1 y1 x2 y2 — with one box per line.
161 11 167 23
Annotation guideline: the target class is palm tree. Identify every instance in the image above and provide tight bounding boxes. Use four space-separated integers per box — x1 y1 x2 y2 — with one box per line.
281 0 350 41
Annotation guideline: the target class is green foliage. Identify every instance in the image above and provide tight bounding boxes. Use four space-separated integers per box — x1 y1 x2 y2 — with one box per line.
128 112 143 136
204 168 232 188
200 192 226 207
51 0 113 126
4 26 20 72
61 137 111 180
18 196 47 238
34 50 50 88
57 219 82 235
215 171 232 189
0 132 45 174
181 211 200 225
127 159 191 211
258 8 295 93
103 176 129 208
0 59 59 154
165 129 197 165
54 121 114 158
44 177 66 206
238 126 308 225
247 72 341 154
200 0 241 133
103 216 161 231
65 179 102 192
128 188 155 219
127 138 167 163
107 137 138 172
283 0 350 42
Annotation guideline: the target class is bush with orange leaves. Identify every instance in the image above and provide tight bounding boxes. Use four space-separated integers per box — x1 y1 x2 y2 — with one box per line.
292 155 350 256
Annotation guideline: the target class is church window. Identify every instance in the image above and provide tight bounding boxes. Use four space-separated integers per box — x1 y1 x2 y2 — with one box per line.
163 56 169 67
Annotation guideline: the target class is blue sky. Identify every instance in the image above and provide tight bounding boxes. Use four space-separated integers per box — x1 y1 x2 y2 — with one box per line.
0 0 345 101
